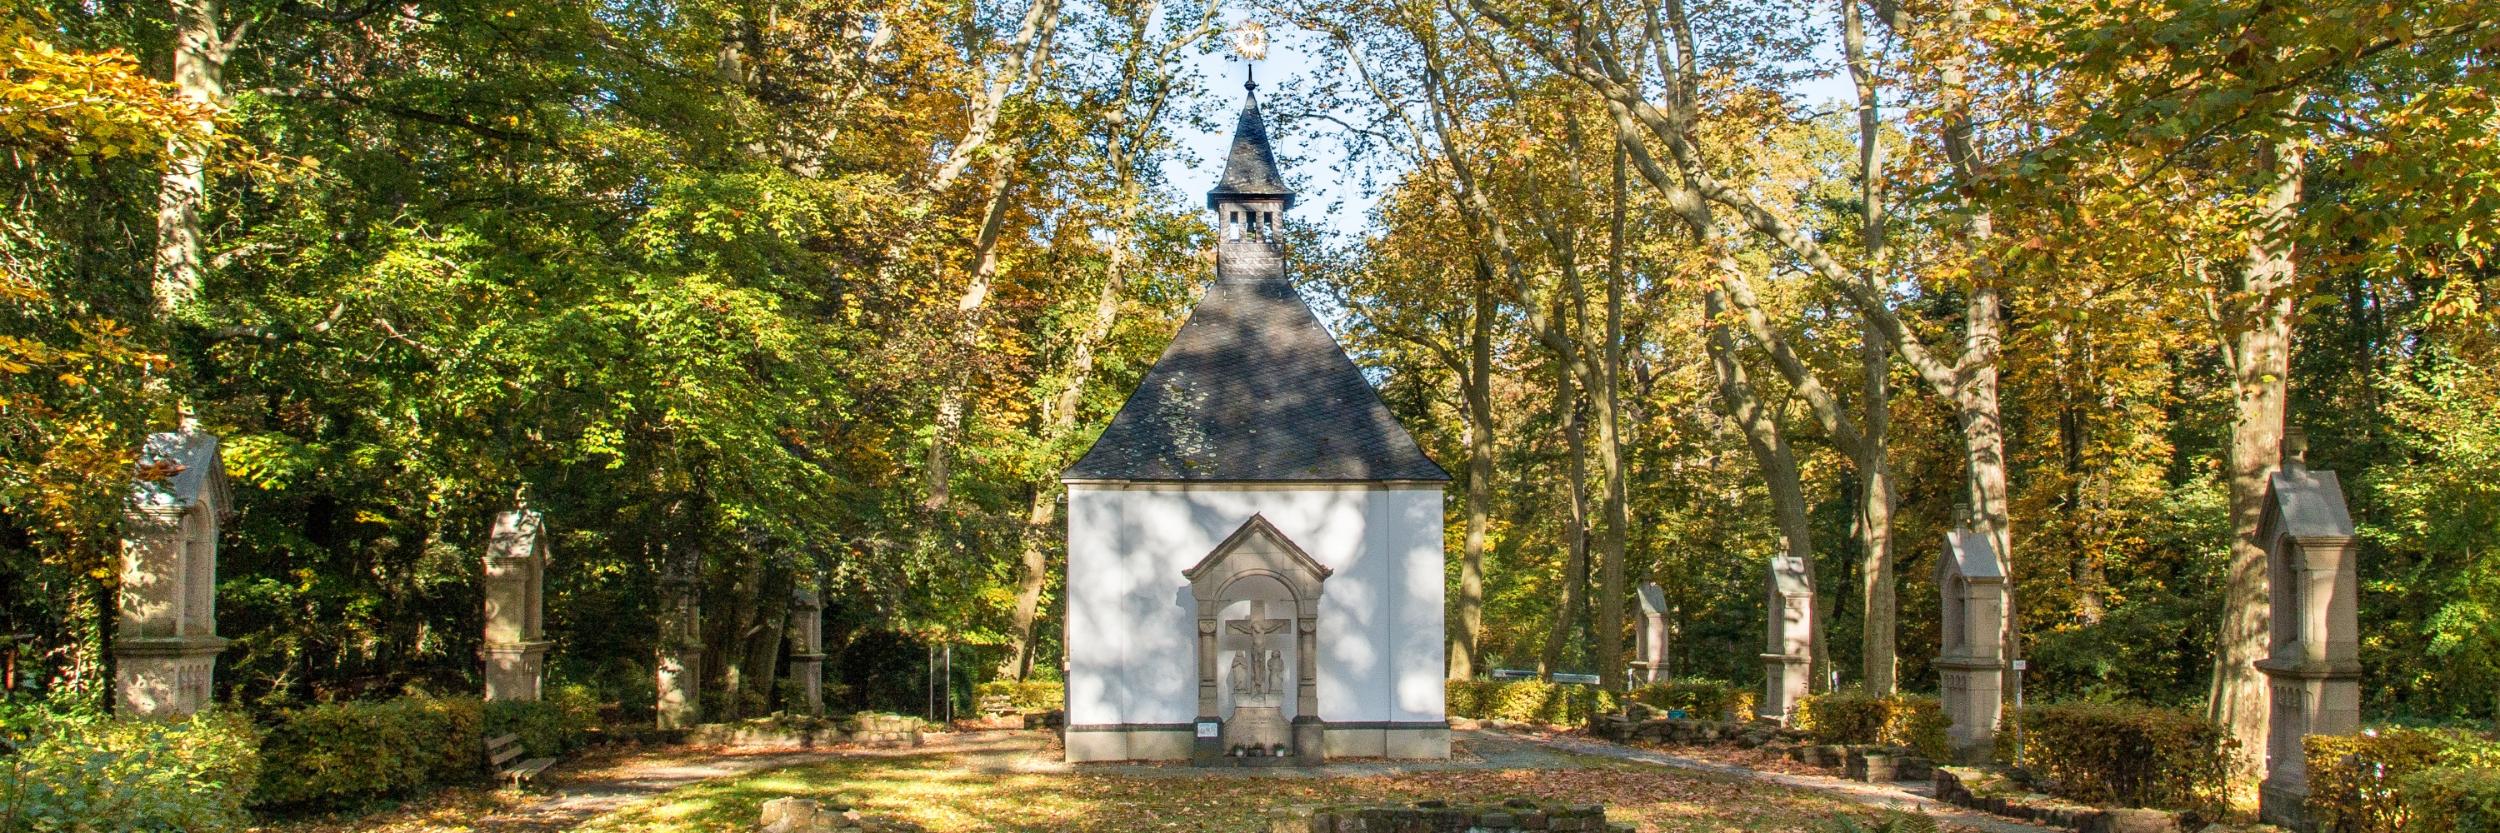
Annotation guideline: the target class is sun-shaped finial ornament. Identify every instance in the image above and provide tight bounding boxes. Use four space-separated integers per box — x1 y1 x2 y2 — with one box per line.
1227 19 1269 61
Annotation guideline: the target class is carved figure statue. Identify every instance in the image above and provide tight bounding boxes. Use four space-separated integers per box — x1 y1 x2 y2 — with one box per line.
1230 651 1253 696
1263 649 1282 694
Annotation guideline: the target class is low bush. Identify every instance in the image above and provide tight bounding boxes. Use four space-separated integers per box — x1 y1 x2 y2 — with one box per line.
971 679 1063 713
484 685 599 758
1794 691 1949 761
252 695 485 810
2401 766 2500 833
1624 679 1756 723
1446 678 1611 726
0 705 262 833
2011 702 2232 816
2307 727 2500 833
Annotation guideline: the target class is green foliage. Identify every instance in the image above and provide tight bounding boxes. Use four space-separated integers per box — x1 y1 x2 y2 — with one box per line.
483 686 598 759
971 680 1063 713
1444 679 1610 726
2401 766 2500 833
251 696 485 810
1623 679 1756 723
0 705 261 833
2306 727 2500 833
1794 692 1949 761
2010 702 2232 815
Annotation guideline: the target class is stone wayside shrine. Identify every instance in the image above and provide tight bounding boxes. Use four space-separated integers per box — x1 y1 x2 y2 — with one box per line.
2255 428 2361 829
117 425 233 717
1936 507 2008 762
1630 582 1670 685
1761 553 1813 724
481 508 552 701
1059 76 1452 765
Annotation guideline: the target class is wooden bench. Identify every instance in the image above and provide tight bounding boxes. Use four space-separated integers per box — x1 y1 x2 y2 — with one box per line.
485 733 557 790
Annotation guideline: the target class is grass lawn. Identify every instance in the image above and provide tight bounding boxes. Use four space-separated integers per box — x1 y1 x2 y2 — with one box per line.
574 746 1945 833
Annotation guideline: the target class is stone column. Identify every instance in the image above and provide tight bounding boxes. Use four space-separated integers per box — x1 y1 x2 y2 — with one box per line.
2256 429 2362 828
1937 510 2007 762
787 587 825 717
655 565 704 729
481 509 551 701
1192 613 1222 764
1292 609 1323 764
1761 553 1813 724
116 429 231 718
1631 582 1670 686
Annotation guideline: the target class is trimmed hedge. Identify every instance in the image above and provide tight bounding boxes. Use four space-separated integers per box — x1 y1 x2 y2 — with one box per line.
2402 766 2500 833
1445 678 1612 726
972 679 1064 713
485 685 599 758
252 695 486 809
1794 691 1950 761
1623 680 1755 723
2307 727 2500 833
0 706 262 833
2012 702 2232 816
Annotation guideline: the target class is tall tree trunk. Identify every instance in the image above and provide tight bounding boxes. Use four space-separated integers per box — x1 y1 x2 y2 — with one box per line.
2211 129 2304 779
154 0 228 315
740 570 790 715
1703 288 1824 681
1842 0 1898 696
1591 144 1632 690
1859 325 1897 693
924 163 1018 510
1539 329 1591 678
1451 260 1496 680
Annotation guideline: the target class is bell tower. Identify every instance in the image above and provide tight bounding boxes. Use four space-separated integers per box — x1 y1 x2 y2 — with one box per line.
1208 71 1295 284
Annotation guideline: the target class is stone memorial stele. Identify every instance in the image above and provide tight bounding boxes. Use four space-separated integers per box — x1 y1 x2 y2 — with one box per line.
1630 582 1670 686
1761 551 1813 724
655 561 704 729
481 508 551 701
1936 505 2007 762
2255 428 2361 829
788 587 827 717
1058 70 1451 765
116 424 233 717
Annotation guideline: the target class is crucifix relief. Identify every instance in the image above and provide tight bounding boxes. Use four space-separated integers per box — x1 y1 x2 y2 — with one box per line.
1227 603 1291 703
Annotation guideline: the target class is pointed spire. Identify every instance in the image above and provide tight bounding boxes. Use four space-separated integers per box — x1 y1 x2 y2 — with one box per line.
1206 82 1295 210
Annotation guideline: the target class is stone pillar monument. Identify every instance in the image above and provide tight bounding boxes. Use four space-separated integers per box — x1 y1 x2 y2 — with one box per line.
787 587 825 717
655 559 704 729
1630 582 1670 686
1937 506 2008 762
116 427 233 717
480 508 551 701
2256 429 2361 828
1761 553 1813 724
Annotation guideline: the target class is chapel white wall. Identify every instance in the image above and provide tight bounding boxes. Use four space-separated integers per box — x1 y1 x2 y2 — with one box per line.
1064 483 1445 729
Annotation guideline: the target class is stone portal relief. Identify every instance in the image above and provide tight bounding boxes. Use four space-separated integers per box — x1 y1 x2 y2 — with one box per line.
1223 600 1292 756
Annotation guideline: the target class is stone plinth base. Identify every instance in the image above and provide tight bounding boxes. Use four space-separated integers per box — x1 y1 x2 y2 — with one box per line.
1761 653 1810 724
1074 720 1443 763
790 653 825 717
1223 701 1290 755
482 641 550 701
1937 656 2004 763
655 646 703 729
115 635 227 717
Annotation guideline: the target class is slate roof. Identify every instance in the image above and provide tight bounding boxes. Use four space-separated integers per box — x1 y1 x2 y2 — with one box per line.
1204 87 1295 210
1064 90 1446 484
1062 275 1449 482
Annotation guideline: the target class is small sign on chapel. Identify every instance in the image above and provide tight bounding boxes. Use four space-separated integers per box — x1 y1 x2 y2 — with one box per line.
1056 44 1452 765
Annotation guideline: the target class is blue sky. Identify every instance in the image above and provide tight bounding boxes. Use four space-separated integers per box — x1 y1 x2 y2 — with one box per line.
1155 15 1860 240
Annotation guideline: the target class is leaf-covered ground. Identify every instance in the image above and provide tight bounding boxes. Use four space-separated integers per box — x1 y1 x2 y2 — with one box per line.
569 735 1961 833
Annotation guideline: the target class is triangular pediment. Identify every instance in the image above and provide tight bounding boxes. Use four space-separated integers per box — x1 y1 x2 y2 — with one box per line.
1184 515 1332 600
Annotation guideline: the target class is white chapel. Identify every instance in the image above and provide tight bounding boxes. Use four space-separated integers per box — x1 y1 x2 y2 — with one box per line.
1059 80 1452 765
